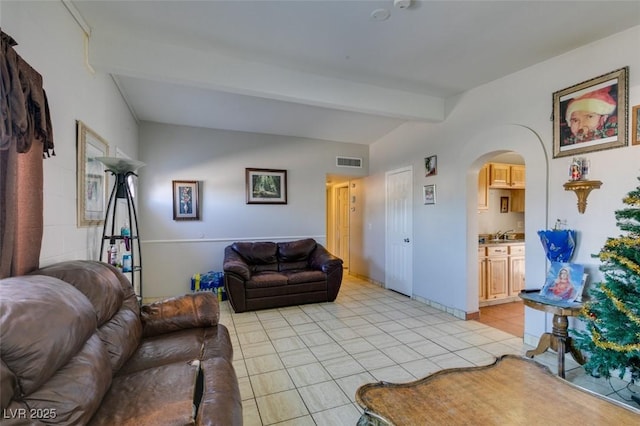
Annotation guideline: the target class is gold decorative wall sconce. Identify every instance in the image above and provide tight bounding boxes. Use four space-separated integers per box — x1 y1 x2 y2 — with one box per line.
563 180 602 214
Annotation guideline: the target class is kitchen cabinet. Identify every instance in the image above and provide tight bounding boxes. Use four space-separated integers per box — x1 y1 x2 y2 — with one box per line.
479 247 487 301
486 246 509 300
479 242 525 306
509 244 525 295
478 164 489 211
489 163 525 189
511 189 525 212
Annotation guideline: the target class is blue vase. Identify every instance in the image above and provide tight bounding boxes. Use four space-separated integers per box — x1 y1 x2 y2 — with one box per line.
537 230 577 262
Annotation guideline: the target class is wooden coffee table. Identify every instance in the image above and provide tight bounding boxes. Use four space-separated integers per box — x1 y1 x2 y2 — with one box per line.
356 355 639 425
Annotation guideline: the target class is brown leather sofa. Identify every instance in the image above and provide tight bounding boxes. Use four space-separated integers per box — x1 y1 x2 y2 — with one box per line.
0 260 241 425
223 238 343 313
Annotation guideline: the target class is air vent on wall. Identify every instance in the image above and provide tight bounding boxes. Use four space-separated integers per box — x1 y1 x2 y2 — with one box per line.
336 156 362 168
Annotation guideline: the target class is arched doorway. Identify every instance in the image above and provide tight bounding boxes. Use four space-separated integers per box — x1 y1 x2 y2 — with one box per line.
463 125 550 345
476 151 526 337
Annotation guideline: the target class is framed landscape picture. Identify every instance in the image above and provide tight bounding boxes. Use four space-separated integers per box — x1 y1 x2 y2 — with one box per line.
246 168 287 204
552 67 628 158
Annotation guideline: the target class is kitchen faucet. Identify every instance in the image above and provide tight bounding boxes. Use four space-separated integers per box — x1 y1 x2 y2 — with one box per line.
495 229 515 240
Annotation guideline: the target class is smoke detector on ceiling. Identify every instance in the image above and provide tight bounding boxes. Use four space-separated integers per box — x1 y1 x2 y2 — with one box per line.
393 0 411 9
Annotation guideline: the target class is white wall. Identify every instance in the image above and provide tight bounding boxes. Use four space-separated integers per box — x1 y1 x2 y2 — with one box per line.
363 27 640 342
2 1 139 265
138 123 368 298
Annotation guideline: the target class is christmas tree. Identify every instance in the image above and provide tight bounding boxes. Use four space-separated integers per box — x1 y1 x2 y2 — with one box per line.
573 177 640 384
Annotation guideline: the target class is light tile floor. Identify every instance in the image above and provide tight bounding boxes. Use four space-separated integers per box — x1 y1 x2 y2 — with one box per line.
218 274 638 425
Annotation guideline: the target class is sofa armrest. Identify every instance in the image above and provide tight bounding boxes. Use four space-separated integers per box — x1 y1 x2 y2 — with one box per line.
309 244 343 273
140 292 219 338
223 246 251 281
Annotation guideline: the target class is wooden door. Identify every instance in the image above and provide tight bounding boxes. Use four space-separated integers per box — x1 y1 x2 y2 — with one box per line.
336 185 350 268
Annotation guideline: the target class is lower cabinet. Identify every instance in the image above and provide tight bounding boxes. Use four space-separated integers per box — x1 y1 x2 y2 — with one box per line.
479 243 525 306
508 245 525 295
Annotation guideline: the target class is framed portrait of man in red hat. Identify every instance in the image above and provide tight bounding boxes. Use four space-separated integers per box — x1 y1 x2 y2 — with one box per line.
553 67 628 158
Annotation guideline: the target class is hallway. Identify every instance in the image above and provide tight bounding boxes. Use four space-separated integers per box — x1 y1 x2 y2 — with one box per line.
478 301 524 338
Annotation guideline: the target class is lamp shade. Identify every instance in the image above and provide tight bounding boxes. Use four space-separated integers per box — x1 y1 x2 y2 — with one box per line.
537 229 577 262
95 157 145 174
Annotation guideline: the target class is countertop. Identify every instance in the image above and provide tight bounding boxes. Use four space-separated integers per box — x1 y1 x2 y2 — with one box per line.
479 239 525 246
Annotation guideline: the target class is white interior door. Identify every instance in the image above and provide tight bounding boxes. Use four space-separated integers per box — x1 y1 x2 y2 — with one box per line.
336 185 350 268
385 167 413 296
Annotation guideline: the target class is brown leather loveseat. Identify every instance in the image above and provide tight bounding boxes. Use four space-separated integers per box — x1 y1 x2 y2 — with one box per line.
0 260 241 425
223 238 343 313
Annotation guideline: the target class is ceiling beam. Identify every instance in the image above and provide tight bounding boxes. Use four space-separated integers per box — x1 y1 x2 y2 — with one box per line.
87 29 445 123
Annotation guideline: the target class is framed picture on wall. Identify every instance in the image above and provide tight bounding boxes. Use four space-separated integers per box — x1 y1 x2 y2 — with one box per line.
500 196 509 213
76 120 109 227
425 155 437 177
632 104 639 146
552 67 628 158
246 168 287 204
423 184 436 205
173 180 200 220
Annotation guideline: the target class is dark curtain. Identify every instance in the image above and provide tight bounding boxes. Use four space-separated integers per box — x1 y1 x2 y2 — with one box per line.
1 30 55 278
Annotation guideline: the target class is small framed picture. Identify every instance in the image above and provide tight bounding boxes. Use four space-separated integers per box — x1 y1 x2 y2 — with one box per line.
500 196 509 213
246 168 287 204
423 184 436 205
425 155 437 177
173 180 200 220
632 104 639 146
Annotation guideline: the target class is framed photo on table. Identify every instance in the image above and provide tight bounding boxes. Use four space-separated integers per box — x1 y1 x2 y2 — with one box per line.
76 120 108 227
246 168 287 204
552 67 628 158
173 180 200 220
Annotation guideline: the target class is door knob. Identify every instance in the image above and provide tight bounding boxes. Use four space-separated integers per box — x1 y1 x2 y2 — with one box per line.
404 238 410 243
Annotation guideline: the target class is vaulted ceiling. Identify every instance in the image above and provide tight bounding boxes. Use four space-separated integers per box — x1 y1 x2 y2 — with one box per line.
68 0 640 144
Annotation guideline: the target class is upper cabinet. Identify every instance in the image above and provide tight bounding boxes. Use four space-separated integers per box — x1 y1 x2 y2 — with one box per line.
489 163 525 189
478 164 489 210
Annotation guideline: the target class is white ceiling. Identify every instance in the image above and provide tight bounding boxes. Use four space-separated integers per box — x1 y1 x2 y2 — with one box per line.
68 0 640 144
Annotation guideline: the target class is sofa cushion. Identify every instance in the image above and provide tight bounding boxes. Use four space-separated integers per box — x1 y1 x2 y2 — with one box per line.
32 260 125 326
89 362 200 426
12 334 112 425
246 271 288 289
277 238 317 262
97 306 143 373
282 269 327 285
0 276 97 395
118 328 206 376
33 261 143 374
232 241 278 264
